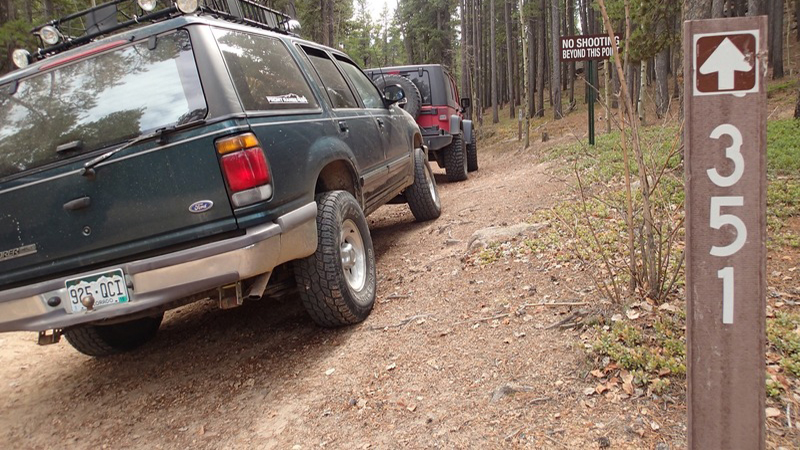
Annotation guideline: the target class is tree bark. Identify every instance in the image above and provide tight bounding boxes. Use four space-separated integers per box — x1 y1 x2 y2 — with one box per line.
505 0 515 118
768 0 785 78
550 0 563 119
567 0 576 109
712 0 726 16
462 0 471 119
747 0 764 15
686 0 712 19
795 89 800 118
655 47 670 117
528 16 537 117
518 0 530 148
490 0 500 123
536 0 546 117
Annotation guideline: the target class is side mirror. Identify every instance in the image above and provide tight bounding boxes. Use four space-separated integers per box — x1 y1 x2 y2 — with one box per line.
460 97 472 110
384 85 407 105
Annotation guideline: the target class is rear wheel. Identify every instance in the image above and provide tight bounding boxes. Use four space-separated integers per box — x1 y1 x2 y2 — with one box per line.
64 314 163 357
467 134 479 172
294 191 376 327
406 147 442 221
444 134 468 182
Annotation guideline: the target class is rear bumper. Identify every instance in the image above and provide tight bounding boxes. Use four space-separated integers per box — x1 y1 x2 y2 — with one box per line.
424 134 453 152
0 202 318 332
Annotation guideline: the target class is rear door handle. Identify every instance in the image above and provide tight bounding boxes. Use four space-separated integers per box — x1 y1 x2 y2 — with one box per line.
376 118 384 128
63 196 91 211
338 121 349 133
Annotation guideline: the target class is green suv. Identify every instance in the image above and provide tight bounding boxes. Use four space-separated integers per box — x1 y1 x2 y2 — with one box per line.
0 0 440 356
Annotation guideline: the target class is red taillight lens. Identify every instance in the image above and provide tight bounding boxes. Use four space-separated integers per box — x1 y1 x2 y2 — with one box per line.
221 147 270 192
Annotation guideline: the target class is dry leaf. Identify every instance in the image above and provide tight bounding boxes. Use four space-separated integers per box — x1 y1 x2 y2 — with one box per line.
659 303 678 312
595 383 609 394
407 404 417 412
626 309 640 320
590 369 604 378
766 407 781 418
583 387 596 396
325 368 335 376
611 314 623 322
650 421 660 431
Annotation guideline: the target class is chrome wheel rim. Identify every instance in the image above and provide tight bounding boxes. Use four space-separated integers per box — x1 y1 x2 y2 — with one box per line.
340 219 366 291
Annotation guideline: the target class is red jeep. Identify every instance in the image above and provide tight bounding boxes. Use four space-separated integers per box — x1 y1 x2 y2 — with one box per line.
366 64 477 181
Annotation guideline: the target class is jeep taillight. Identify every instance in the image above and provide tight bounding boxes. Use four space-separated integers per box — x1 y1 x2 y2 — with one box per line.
216 133 272 207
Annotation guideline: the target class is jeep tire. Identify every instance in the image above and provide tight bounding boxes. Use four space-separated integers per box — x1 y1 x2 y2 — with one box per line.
444 134 468 182
374 74 422 118
64 313 163 357
294 191 376 327
406 147 442 221
466 134 478 172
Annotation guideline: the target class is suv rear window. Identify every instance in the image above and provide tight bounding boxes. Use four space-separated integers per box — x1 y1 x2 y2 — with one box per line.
214 28 318 112
0 30 206 180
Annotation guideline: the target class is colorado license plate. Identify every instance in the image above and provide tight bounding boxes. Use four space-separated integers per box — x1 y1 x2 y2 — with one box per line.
65 269 129 313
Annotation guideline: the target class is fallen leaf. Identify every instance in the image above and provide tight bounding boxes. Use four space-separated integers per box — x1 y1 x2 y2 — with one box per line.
590 369 604 378
766 407 781 418
611 314 623 322
626 309 640 320
650 421 660 431
595 383 609 394
583 387 596 396
658 368 671 376
325 368 335 376
407 404 417 412
658 303 678 312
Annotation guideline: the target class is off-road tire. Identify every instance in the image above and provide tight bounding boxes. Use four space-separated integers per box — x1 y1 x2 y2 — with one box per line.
466 134 479 172
406 147 442 221
64 314 163 357
443 134 468 182
374 74 422 118
294 191 376 327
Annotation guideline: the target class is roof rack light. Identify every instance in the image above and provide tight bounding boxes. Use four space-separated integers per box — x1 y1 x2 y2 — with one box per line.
176 0 199 13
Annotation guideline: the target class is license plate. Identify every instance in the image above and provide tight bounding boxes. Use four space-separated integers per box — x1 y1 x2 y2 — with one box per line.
65 269 129 313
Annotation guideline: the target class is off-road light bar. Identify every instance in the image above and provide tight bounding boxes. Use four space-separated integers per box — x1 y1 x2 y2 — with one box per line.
137 0 157 11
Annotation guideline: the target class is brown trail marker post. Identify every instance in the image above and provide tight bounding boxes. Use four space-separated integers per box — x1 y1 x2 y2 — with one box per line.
684 17 767 450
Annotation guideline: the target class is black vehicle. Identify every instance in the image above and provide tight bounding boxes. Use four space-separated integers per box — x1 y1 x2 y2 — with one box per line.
0 0 441 356
365 64 477 182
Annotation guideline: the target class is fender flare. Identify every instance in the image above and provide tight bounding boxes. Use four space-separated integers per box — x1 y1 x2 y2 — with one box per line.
449 115 462 137
461 119 473 144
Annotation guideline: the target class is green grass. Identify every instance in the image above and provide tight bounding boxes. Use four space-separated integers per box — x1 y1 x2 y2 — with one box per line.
767 78 798 96
767 119 800 176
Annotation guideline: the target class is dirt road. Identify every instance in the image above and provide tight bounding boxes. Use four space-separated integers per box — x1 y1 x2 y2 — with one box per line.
0 138 685 449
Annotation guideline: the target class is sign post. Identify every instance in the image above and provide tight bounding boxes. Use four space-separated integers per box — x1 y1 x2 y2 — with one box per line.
684 17 767 450
559 34 619 145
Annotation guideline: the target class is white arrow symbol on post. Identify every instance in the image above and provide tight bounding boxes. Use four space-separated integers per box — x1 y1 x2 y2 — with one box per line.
699 37 752 90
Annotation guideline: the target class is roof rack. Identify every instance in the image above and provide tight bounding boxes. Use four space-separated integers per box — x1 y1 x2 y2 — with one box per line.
29 0 293 62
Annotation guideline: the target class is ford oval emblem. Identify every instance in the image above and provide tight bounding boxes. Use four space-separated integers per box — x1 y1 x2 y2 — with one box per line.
189 200 214 214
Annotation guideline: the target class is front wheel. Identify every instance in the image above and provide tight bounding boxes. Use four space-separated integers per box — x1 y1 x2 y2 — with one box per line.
444 134 468 182
64 314 163 357
406 147 442 221
294 191 376 327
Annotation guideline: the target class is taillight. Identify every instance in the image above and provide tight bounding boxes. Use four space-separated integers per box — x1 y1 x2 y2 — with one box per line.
216 133 272 207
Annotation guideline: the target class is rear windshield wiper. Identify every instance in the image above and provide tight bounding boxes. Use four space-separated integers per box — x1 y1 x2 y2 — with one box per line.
81 119 205 178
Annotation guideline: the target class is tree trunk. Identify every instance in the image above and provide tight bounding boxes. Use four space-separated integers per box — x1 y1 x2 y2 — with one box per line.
505 0 515 118
518 0 530 148
550 0 563 119
528 16 537 117
536 0 546 117
325 0 335 46
655 47 670 117
490 0 500 123
796 0 800 41
638 59 646 123
747 0 764 15
768 0 785 78
462 0 471 120
567 0 576 109
473 0 483 125
687 0 712 19
795 89 800 118
712 0 726 16
580 0 590 103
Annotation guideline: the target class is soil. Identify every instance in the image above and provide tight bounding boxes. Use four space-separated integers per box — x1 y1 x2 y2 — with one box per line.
0 124 691 450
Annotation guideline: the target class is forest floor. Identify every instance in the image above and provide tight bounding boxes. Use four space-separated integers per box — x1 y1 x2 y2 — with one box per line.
0 80 799 449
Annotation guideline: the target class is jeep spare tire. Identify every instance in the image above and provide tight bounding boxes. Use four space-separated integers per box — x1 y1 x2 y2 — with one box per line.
375 74 422 118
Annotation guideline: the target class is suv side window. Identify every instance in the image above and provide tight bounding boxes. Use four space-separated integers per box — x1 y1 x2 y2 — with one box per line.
213 28 318 111
334 56 384 109
300 46 359 109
